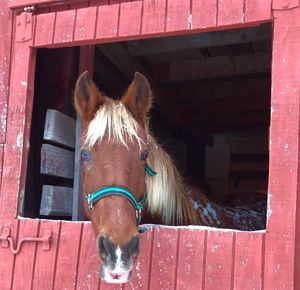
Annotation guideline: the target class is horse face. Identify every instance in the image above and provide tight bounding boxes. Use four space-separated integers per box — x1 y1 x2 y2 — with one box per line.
74 71 152 283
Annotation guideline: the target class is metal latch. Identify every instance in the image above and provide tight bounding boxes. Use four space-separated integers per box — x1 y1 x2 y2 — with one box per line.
0 226 52 255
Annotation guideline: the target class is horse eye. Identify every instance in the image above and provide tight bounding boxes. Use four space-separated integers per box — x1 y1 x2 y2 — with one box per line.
81 150 92 161
140 150 149 161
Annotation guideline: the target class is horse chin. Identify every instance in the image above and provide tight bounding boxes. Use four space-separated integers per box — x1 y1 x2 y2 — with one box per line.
100 264 132 284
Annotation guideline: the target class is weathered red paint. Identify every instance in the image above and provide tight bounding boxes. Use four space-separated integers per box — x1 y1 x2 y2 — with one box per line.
1 0 300 289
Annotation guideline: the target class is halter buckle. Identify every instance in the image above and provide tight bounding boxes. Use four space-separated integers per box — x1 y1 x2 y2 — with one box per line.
85 194 93 210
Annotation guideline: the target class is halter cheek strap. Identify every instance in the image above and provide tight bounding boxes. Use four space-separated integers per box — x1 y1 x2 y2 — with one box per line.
85 163 156 231
145 162 157 176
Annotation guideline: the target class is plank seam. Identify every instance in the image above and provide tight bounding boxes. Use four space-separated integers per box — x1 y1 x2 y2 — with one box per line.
230 232 236 289
93 5 99 40
32 13 38 47
189 0 192 30
174 229 181 290
216 0 219 27
242 0 246 23
72 9 77 42
202 230 208 290
51 221 62 290
139 0 144 35
164 0 168 33
30 220 41 290
74 223 84 290
116 2 121 37
146 228 155 290
51 12 57 44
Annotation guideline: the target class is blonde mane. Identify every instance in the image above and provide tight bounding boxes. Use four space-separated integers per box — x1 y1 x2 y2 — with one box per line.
85 99 143 148
85 99 200 225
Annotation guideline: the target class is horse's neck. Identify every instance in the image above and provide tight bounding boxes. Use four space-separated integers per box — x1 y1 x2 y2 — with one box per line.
187 187 235 228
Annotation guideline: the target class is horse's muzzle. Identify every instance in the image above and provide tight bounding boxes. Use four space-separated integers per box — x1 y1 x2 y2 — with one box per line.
100 265 132 284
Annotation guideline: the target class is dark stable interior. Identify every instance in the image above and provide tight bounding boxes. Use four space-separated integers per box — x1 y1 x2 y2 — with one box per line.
23 23 272 220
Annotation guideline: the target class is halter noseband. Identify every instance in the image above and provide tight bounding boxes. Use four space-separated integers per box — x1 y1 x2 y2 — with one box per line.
85 162 157 229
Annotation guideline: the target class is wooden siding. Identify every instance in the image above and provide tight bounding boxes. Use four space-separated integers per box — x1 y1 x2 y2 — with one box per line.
1 221 266 290
1 0 300 290
30 0 272 48
265 6 300 290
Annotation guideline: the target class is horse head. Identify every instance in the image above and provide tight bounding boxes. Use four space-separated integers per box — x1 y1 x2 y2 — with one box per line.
74 71 152 283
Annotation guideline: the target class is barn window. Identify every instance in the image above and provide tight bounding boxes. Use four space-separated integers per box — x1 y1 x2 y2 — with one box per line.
22 23 272 227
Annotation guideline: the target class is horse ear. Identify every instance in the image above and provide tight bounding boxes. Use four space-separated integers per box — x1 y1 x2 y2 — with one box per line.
122 72 152 122
74 71 105 120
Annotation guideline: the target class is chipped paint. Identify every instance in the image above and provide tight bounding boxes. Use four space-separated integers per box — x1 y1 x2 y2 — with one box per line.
188 13 192 29
16 128 23 148
266 192 272 224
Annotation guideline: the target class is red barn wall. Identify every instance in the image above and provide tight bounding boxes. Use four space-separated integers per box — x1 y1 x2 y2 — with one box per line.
0 0 300 289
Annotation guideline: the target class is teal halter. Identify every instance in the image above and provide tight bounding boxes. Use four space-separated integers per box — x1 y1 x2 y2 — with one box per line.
145 162 157 177
85 162 157 229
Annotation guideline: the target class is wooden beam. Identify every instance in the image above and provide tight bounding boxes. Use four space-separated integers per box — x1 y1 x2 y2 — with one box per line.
98 43 211 142
40 144 74 179
126 24 271 56
43 109 76 149
166 74 271 102
164 52 271 83
40 185 73 216
183 95 270 116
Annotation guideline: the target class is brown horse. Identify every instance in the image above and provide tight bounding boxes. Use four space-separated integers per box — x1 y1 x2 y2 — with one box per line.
74 71 266 284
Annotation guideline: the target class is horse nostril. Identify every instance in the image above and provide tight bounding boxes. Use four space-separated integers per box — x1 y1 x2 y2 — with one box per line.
125 235 140 258
97 235 115 260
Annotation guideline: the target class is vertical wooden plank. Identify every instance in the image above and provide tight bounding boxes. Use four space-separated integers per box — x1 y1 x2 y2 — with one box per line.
34 12 56 46
74 7 97 42
205 230 234 290
244 0 272 23
32 220 61 290
76 223 99 290
0 0 12 143
12 219 39 290
118 2 143 38
96 4 119 39
166 0 191 32
142 0 166 35
0 220 18 290
265 7 300 290
176 228 206 290
149 227 178 290
192 0 217 29
54 222 82 289
233 232 264 290
124 227 154 290
218 0 243 26
0 38 35 218
53 10 76 44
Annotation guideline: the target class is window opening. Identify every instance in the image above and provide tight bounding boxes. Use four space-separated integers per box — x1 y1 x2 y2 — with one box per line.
23 24 271 231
